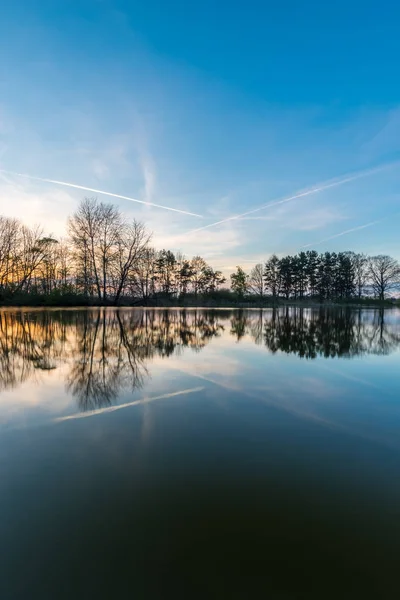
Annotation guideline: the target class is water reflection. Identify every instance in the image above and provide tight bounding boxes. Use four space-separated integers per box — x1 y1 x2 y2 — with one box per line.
0 308 399 411
0 309 224 410
259 307 400 358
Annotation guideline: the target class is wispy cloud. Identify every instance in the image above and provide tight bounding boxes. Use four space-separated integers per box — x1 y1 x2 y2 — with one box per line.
140 152 156 204
0 170 203 218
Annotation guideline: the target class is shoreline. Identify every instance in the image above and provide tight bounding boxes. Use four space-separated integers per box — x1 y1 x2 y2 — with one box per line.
1 300 399 310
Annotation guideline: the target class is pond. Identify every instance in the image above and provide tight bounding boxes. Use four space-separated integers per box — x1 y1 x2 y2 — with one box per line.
0 307 399 599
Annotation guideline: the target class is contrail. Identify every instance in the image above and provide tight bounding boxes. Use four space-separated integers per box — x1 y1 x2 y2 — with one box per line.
53 386 204 422
0 169 203 218
182 161 399 236
300 219 386 248
300 211 400 248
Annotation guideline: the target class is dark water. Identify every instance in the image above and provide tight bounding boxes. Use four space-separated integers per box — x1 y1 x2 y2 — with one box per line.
1 307 400 599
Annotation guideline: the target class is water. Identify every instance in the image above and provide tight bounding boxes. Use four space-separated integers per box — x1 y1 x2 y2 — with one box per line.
1 307 399 599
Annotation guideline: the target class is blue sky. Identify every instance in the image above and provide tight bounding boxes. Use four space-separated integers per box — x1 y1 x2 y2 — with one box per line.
0 0 399 275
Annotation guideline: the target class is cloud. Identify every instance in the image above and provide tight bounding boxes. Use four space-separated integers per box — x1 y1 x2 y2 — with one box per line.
153 220 242 258
140 152 156 205
0 173 77 236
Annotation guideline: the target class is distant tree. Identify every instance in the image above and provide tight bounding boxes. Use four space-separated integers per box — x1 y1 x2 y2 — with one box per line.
176 255 194 297
348 252 368 299
131 247 158 302
34 237 59 294
306 250 320 297
230 266 249 298
264 255 281 299
336 252 355 300
249 263 265 298
317 252 337 301
156 250 177 297
368 255 400 301
201 267 226 293
279 257 293 299
0 216 20 291
190 256 208 297
15 225 49 294
296 252 309 298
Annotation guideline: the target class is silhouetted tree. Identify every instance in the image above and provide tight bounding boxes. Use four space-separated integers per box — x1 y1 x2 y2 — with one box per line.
249 263 265 298
264 255 281 299
230 266 249 298
368 255 400 301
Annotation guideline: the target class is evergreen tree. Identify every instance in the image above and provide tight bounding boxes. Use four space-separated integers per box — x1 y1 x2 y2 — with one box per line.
264 255 281 299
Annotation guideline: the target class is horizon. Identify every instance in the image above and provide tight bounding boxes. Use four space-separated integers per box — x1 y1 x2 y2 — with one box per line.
1 1 399 279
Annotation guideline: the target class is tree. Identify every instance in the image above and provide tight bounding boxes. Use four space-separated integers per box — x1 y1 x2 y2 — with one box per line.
130 247 158 302
249 263 265 298
156 250 177 297
230 266 248 298
306 250 320 297
69 197 150 302
316 252 337 301
96 203 121 301
264 255 281 299
113 220 151 304
190 256 208 297
68 198 103 299
0 216 20 291
14 225 49 293
175 254 193 297
348 252 368 299
279 257 293 299
335 252 355 300
368 255 400 301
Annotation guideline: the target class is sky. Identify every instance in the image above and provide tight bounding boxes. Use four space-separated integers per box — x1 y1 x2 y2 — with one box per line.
0 0 400 277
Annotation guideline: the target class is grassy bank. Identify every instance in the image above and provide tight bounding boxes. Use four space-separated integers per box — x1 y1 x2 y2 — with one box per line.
0 290 399 309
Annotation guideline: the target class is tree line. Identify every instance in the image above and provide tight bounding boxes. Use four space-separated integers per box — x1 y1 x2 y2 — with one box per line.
232 250 400 302
0 196 399 304
0 198 226 304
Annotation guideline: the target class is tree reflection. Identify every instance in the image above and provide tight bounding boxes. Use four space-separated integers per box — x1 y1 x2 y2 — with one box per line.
0 309 224 409
252 307 400 358
0 308 399 411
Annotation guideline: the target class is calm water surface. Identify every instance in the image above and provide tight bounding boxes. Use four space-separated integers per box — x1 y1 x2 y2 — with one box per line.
1 307 400 599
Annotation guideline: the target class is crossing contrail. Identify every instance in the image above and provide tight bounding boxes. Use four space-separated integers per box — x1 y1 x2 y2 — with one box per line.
0 170 203 218
182 161 399 236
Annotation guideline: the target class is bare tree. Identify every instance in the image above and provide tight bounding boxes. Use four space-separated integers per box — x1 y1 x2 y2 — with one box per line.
348 252 368 299
113 220 151 304
368 255 400 301
249 263 265 298
97 203 121 301
14 225 48 293
68 198 103 299
0 216 20 289
130 247 158 302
